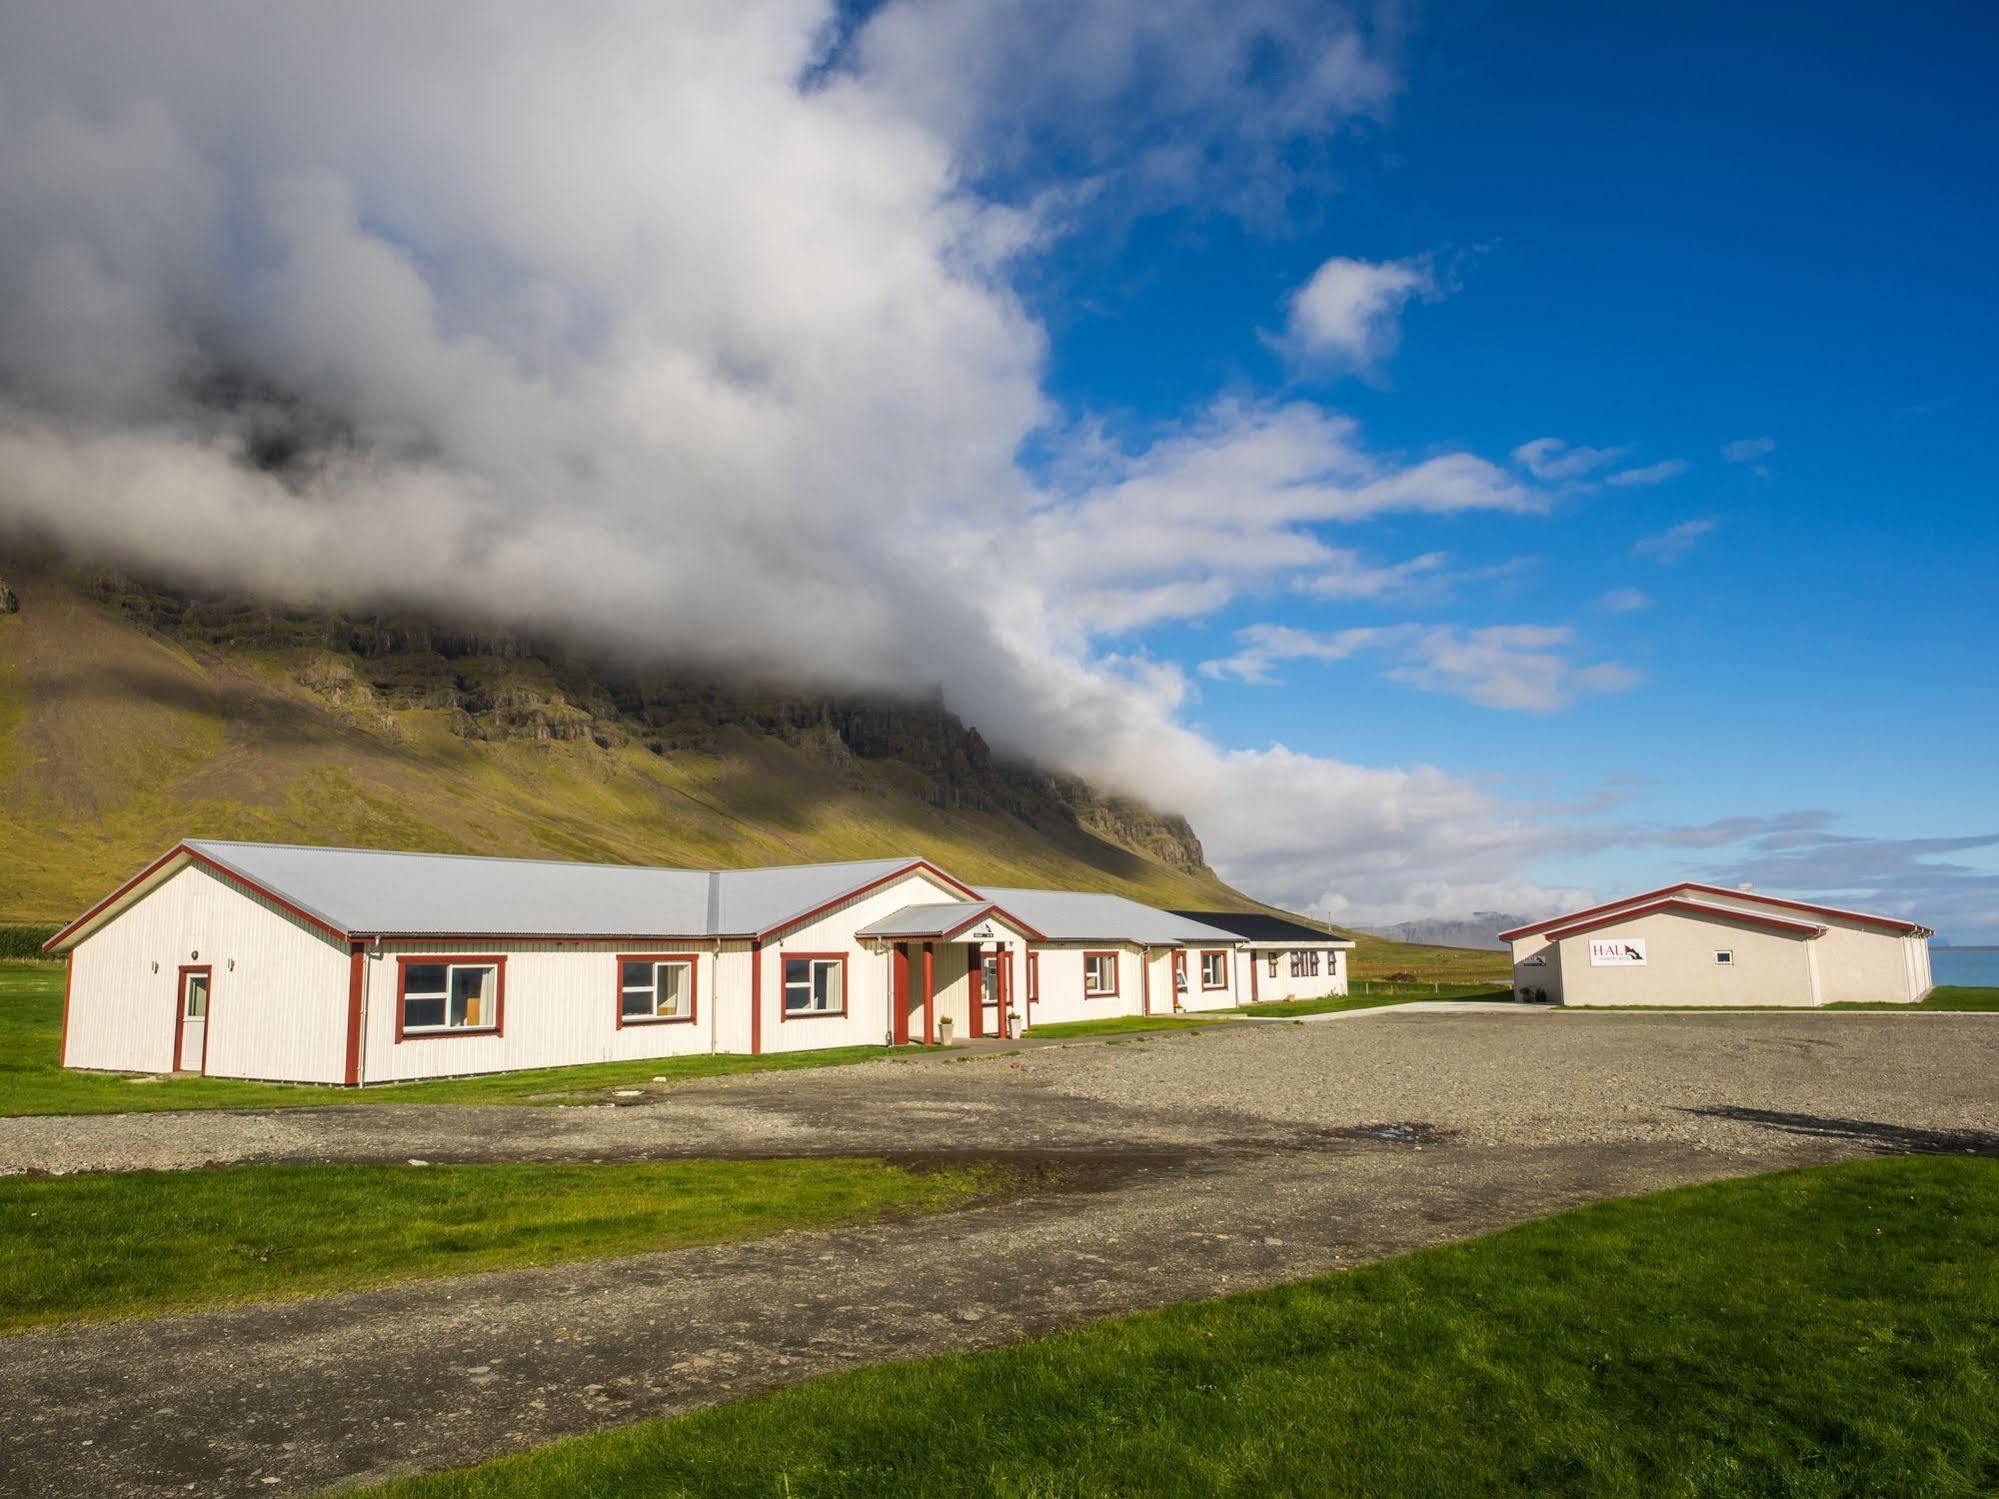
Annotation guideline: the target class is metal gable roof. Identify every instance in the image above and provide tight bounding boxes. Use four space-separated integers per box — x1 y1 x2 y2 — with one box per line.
973 888 1241 946
48 841 953 949
1169 910 1355 947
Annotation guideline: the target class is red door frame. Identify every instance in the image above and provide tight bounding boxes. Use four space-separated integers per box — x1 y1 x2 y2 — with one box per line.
967 947 984 1039
173 964 213 1075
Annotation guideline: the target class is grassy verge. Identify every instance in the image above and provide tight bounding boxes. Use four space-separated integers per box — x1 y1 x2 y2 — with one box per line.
1239 983 1510 1019
0 963 910 1116
0 1157 1003 1334
1023 1014 1235 1039
374 1156 1999 1497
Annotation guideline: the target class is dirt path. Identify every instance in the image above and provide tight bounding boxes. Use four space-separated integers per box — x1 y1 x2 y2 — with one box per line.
3 1013 1995 1496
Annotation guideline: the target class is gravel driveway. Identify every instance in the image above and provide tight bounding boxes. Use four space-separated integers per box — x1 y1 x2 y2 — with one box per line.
3 1010 1995 1497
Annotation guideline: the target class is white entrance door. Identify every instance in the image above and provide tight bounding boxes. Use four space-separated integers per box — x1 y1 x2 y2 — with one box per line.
177 968 211 1073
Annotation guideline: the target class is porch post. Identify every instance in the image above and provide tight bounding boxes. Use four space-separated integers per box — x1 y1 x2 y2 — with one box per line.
967 946 984 1040
922 942 935 1045
999 945 1014 1038
892 943 910 1046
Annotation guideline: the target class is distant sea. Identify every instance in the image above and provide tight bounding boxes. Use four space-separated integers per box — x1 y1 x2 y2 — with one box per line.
1934 947 1999 987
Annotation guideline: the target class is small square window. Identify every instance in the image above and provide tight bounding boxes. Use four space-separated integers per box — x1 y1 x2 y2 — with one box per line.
1083 952 1117 997
1714 950 1734 965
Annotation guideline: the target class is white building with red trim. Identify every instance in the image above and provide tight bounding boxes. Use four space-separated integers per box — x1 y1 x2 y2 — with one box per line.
1499 883 1934 1007
45 840 1262 1085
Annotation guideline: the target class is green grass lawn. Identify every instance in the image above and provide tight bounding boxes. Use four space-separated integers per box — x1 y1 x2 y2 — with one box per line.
0 962 911 1116
1238 983 1511 1019
0 1157 1003 1334
1023 1014 1236 1039
373 1156 1999 1497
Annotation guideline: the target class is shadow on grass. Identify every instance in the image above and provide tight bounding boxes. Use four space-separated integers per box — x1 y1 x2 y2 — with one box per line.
1685 1105 1999 1158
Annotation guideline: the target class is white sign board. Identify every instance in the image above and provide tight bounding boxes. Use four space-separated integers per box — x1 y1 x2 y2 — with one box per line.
1589 938 1647 967
964 923 997 941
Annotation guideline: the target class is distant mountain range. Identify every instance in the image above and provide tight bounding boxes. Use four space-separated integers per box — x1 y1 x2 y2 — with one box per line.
1359 913 1538 952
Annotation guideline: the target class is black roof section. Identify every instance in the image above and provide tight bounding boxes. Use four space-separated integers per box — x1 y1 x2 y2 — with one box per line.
1169 910 1349 944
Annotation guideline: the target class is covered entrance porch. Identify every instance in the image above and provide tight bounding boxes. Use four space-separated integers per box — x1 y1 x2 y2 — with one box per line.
857 901 1047 1045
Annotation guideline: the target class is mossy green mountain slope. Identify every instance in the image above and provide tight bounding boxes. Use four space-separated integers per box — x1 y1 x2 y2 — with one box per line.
0 566 1246 922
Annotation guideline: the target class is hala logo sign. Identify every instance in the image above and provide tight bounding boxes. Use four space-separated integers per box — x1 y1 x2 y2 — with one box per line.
965 924 997 940
1589 938 1647 967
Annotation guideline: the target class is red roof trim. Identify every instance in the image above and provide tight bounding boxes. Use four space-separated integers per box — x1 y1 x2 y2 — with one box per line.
756 859 981 942
1540 897 1823 942
1501 882 1923 941
43 843 351 953
1671 883 1926 934
939 904 1049 943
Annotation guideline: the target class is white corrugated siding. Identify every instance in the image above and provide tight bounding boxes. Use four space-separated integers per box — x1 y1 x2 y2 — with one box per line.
756 869 969 1053
64 863 348 1082
360 940 726 1084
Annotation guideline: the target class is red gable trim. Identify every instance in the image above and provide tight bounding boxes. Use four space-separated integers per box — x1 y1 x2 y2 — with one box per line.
1497 884 1688 943
756 860 981 942
1502 882 1925 942
43 843 351 953
1541 898 1822 943
937 904 1049 943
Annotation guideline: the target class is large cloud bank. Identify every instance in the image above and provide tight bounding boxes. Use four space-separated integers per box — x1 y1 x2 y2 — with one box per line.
0 0 1593 923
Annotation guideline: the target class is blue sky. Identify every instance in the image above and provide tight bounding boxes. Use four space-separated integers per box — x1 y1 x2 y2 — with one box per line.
2 1 1993 937
1001 0 1999 935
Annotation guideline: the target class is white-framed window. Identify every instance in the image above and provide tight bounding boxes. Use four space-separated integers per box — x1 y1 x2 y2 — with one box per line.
1200 950 1228 990
620 956 695 1024
399 959 501 1036
1084 951 1118 997
1267 952 1279 978
1714 949 1735 966
783 954 846 1017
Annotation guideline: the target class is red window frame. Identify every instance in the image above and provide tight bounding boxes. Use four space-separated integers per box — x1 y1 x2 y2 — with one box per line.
616 952 700 1028
1026 951 1039 1005
779 951 849 1020
1199 949 1229 991
1083 950 1119 998
395 955 507 1042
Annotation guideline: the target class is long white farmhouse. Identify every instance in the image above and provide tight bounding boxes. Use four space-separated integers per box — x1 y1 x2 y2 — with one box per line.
45 840 1348 1085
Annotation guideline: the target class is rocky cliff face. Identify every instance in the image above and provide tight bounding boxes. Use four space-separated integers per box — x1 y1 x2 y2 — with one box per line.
77 570 1209 874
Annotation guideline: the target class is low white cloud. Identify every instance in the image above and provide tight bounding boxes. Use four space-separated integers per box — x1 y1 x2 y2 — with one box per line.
1201 621 1640 711
1028 399 1545 632
1631 518 1715 563
1511 437 1626 483
1605 458 1690 487
1594 586 1650 612
1721 436 1776 463
1280 255 1434 369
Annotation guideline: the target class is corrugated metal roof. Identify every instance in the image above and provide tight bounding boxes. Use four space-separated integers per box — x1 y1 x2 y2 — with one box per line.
182 841 929 939
974 888 1241 945
854 901 997 939
1171 910 1355 946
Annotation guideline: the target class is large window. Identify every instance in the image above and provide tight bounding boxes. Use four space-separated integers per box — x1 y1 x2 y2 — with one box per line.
1307 950 1322 977
1083 951 1118 997
1200 950 1228 990
1267 952 1279 978
783 954 846 1018
398 958 503 1038
1289 950 1303 978
619 955 696 1025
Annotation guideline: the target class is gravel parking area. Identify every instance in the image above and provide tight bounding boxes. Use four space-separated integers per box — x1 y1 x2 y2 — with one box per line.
4 1010 1995 1496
